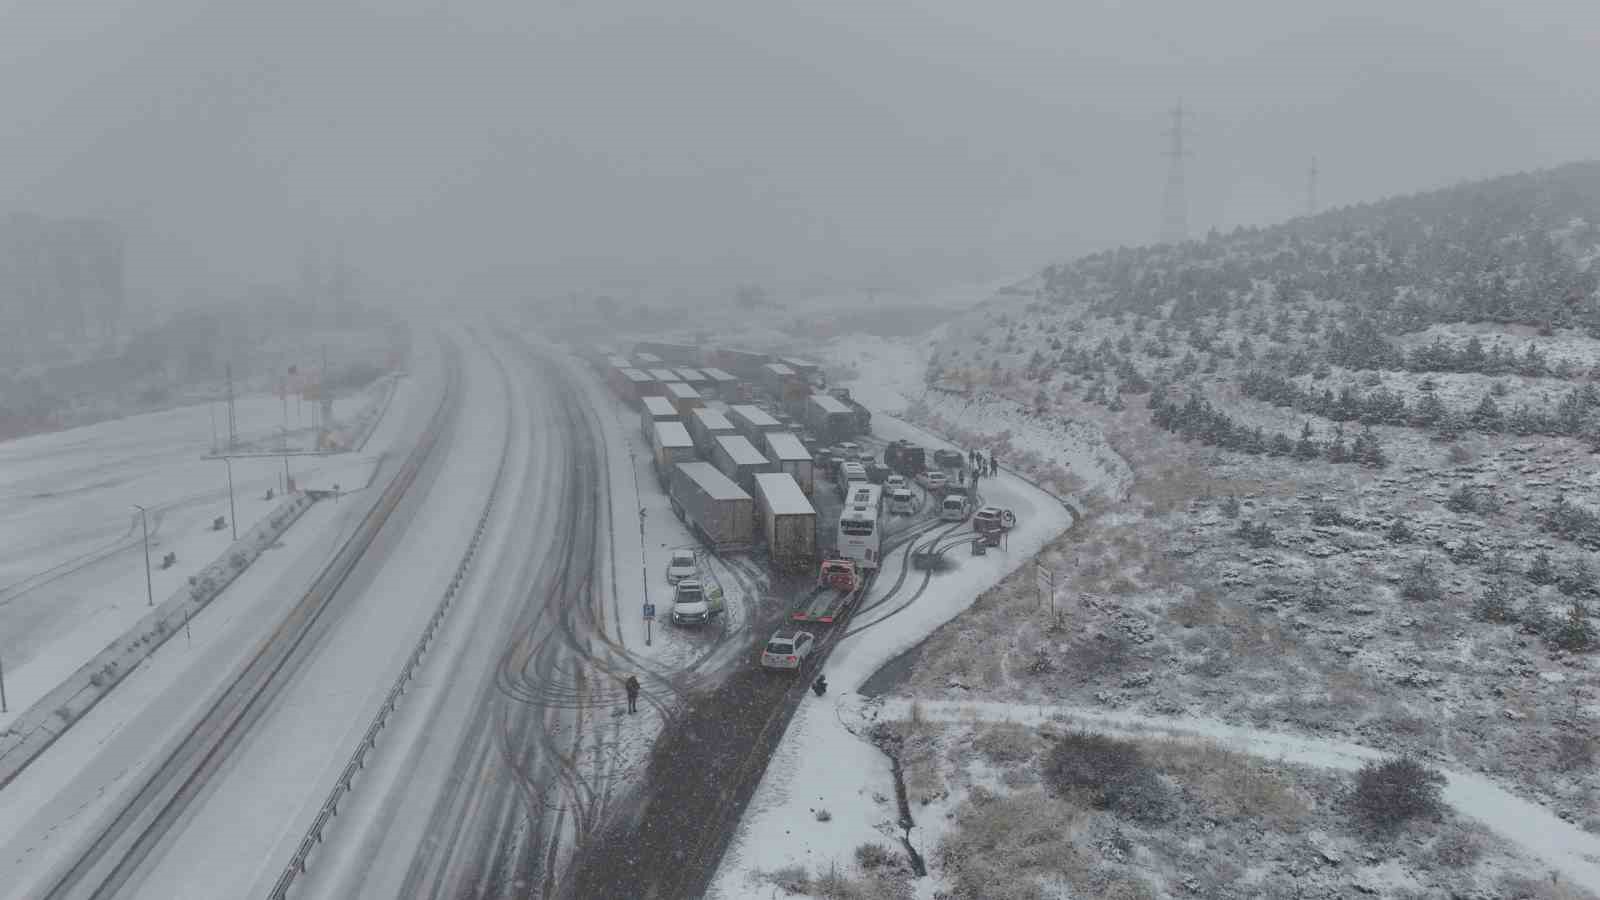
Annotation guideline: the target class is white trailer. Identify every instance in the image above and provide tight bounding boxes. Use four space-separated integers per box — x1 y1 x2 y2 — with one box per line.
711 434 775 493
753 472 817 571
650 421 696 485
669 461 755 552
727 404 784 447
763 430 815 495
640 395 679 440
687 407 738 455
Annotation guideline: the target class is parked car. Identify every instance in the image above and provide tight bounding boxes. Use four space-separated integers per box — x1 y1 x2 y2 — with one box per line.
838 442 860 459
666 549 697 584
671 579 725 626
973 506 1010 534
760 629 816 671
916 470 949 494
885 474 907 491
887 487 915 516
940 493 972 522
932 448 965 469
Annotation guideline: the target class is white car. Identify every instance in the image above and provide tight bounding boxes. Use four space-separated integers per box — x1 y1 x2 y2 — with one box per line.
917 470 949 494
666 550 696 584
760 629 816 671
885 474 907 491
671 579 724 626
887 488 915 516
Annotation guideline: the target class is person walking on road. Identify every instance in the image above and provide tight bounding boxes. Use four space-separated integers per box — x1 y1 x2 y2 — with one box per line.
958 468 966 487
624 674 640 714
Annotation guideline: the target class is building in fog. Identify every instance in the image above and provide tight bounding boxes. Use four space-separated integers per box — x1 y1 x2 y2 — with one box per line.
0 213 125 356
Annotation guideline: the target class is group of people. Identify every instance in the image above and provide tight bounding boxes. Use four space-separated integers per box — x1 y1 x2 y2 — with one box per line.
968 449 999 478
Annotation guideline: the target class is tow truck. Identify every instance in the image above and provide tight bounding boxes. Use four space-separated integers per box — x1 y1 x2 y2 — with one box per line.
790 558 861 624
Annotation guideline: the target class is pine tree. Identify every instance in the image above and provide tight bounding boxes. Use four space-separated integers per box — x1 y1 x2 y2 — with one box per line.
1528 551 1558 585
1474 576 1515 623
1294 421 1319 460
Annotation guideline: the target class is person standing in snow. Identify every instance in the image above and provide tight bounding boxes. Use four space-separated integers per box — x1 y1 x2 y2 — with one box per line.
624 674 640 713
958 468 966 487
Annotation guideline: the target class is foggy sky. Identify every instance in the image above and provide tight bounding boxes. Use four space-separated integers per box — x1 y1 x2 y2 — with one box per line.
3 0 1598 309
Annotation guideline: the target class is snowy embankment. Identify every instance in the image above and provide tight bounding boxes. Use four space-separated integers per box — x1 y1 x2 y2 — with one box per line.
0 353 434 899
0 376 406 736
861 697 1600 891
710 411 1075 898
0 491 317 788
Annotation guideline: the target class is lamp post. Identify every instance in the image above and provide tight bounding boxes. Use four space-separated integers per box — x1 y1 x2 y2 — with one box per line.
133 504 154 607
221 456 238 540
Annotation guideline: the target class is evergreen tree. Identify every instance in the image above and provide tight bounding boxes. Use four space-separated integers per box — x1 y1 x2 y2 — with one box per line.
1528 550 1558 585
1294 421 1320 460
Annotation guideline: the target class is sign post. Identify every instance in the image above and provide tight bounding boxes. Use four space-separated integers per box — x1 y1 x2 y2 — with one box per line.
643 603 656 646
1034 563 1054 613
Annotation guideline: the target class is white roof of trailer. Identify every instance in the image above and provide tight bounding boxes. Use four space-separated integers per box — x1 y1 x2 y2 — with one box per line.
754 473 814 516
677 461 749 501
641 396 677 416
762 362 796 377
649 368 680 382
621 368 653 383
728 404 781 428
665 382 702 400
674 368 707 381
764 431 811 461
700 367 737 382
691 408 735 431
653 421 694 448
716 434 770 467
809 394 851 415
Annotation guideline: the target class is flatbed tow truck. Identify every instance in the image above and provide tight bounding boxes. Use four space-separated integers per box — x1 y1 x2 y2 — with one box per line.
790 558 861 624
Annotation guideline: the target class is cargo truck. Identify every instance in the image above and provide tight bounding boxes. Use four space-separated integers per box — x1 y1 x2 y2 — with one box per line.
633 341 702 366
752 472 817 572
664 382 706 417
650 421 697 486
806 393 856 443
640 396 679 440
726 403 784 447
687 407 738 455
763 430 815 495
669 462 755 553
828 387 872 435
699 367 739 400
884 440 927 477
711 434 775 493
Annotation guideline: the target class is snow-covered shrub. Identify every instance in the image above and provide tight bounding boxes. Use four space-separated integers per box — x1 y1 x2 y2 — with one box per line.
1041 732 1171 824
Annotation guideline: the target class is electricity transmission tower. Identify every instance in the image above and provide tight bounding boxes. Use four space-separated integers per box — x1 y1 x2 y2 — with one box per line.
1160 100 1192 245
1306 156 1320 217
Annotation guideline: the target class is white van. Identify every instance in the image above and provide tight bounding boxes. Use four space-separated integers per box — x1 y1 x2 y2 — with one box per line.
939 493 971 522
888 488 915 516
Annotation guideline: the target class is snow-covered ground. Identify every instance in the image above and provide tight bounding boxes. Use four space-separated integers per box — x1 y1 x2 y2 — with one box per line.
0 344 438 900
0 378 401 728
710 411 1075 898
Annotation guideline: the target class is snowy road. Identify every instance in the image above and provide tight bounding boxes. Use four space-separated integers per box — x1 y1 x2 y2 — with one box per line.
0 332 466 900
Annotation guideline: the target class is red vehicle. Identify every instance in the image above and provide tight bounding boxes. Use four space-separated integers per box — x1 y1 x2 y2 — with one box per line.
818 558 859 592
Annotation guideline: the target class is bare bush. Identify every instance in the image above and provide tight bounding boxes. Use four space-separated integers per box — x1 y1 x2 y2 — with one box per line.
1349 754 1446 837
1428 826 1484 869
1041 732 1172 823
854 842 895 871
815 807 833 822
975 723 1040 765
1555 729 1596 772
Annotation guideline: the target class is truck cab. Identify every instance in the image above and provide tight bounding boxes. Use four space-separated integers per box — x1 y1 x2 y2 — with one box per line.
670 578 725 626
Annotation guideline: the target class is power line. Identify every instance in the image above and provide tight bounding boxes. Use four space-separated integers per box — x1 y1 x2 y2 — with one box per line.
1161 99 1192 245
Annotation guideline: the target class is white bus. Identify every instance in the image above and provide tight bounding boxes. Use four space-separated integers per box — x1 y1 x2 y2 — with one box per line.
837 484 884 569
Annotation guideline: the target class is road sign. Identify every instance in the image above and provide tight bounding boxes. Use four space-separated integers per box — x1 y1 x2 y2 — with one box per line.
643 604 656 620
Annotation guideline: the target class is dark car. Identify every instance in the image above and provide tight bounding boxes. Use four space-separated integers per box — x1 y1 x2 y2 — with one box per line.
932 448 964 469
866 462 891 484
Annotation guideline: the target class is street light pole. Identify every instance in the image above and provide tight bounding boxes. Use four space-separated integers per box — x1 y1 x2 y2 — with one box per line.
222 456 238 540
133 504 154 607
280 426 291 493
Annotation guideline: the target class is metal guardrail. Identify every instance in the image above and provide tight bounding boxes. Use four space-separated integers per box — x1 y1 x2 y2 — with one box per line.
266 349 511 900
